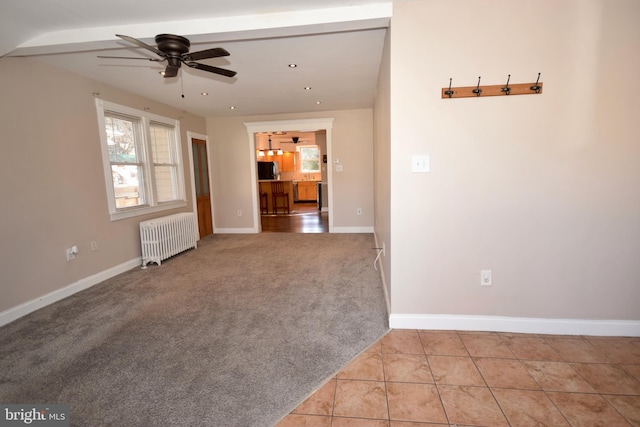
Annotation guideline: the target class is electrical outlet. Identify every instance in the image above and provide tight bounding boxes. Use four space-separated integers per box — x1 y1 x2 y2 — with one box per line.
356 208 362 215
237 210 242 217
481 270 492 286
90 241 98 251
66 245 79 261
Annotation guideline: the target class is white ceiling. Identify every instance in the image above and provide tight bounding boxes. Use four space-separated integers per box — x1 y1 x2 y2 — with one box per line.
1 0 391 118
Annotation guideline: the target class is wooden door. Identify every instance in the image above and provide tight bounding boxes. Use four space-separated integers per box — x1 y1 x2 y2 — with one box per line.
192 138 213 238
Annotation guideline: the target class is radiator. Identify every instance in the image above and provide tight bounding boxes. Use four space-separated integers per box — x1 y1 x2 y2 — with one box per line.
139 212 198 268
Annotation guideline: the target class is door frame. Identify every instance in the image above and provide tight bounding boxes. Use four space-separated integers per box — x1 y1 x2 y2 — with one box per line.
244 118 335 233
187 131 215 238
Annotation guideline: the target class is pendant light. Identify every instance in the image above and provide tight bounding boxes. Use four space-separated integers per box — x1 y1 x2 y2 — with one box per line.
267 136 274 156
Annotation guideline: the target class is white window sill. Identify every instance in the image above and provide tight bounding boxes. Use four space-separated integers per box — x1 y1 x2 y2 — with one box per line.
109 200 187 221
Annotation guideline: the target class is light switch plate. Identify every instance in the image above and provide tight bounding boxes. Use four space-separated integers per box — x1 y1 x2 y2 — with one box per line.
412 155 430 173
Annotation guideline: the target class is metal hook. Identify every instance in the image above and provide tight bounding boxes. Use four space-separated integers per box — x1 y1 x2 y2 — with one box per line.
501 74 511 95
472 76 482 97
530 72 542 93
444 78 454 98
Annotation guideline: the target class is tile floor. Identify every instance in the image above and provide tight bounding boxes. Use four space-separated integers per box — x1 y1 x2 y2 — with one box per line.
275 329 640 426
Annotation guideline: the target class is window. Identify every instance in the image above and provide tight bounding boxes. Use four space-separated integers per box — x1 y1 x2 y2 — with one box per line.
96 99 186 220
299 146 320 172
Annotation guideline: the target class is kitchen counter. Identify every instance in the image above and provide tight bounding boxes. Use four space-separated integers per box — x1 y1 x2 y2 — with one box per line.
259 180 294 214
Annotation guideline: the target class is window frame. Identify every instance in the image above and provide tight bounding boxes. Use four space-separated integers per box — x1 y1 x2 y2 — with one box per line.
96 99 186 221
298 145 321 173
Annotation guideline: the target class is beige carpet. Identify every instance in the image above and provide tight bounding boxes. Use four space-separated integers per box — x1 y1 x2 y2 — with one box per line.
0 233 389 426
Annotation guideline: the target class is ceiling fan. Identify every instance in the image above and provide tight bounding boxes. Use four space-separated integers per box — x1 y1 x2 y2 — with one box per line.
98 34 236 79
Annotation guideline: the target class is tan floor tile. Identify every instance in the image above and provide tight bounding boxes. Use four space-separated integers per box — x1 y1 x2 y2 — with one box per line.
571 362 640 395
502 335 563 361
383 353 433 383
546 337 610 363
275 414 331 427
381 330 425 354
332 417 389 427
523 360 596 392
337 352 385 381
428 355 485 386
438 385 509 427
390 423 453 427
547 392 630 427
622 364 640 382
459 333 515 358
419 331 468 356
333 379 388 419
587 338 640 364
603 394 640 426
386 382 447 424
365 338 384 354
292 379 336 416
474 358 540 389
492 388 570 426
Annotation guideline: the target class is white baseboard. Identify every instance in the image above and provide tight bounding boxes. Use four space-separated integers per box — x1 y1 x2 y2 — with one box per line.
389 314 640 337
214 228 258 234
0 258 141 327
331 226 374 233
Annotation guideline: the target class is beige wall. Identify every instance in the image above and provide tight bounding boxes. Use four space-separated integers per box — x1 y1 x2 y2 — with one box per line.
373 27 392 305
0 57 205 313
388 0 640 322
206 110 374 232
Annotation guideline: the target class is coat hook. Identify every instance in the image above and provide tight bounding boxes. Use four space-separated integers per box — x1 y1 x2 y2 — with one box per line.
472 76 482 97
444 78 454 98
501 74 511 95
530 72 542 93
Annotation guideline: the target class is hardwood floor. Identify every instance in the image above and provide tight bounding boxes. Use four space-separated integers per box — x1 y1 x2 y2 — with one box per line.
261 202 328 233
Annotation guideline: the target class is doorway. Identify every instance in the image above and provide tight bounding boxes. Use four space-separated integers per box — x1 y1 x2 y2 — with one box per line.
188 133 213 238
245 118 335 233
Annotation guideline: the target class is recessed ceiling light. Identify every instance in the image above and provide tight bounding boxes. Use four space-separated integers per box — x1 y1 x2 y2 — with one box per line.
288 63 297 68
229 106 236 110
315 101 322 105
201 92 209 96
159 71 165 76
304 86 312 90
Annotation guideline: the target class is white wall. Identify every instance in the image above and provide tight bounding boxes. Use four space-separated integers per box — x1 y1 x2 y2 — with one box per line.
206 110 374 232
387 0 640 333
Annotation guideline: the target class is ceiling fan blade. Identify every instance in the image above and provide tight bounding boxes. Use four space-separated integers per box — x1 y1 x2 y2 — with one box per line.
116 34 165 57
185 47 230 61
185 61 237 77
163 65 179 78
97 55 164 62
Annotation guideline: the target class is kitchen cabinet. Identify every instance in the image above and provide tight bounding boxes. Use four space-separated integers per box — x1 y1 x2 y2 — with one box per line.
281 152 295 172
297 181 317 201
260 152 295 172
259 180 294 213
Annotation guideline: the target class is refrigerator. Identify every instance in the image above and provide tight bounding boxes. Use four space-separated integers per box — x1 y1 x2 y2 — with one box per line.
257 161 279 180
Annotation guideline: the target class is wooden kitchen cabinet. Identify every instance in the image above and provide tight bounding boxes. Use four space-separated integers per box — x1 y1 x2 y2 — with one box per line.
262 152 295 172
281 152 295 172
297 181 317 201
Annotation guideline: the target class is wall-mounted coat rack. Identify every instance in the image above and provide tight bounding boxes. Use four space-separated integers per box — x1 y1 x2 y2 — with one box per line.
442 73 542 99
